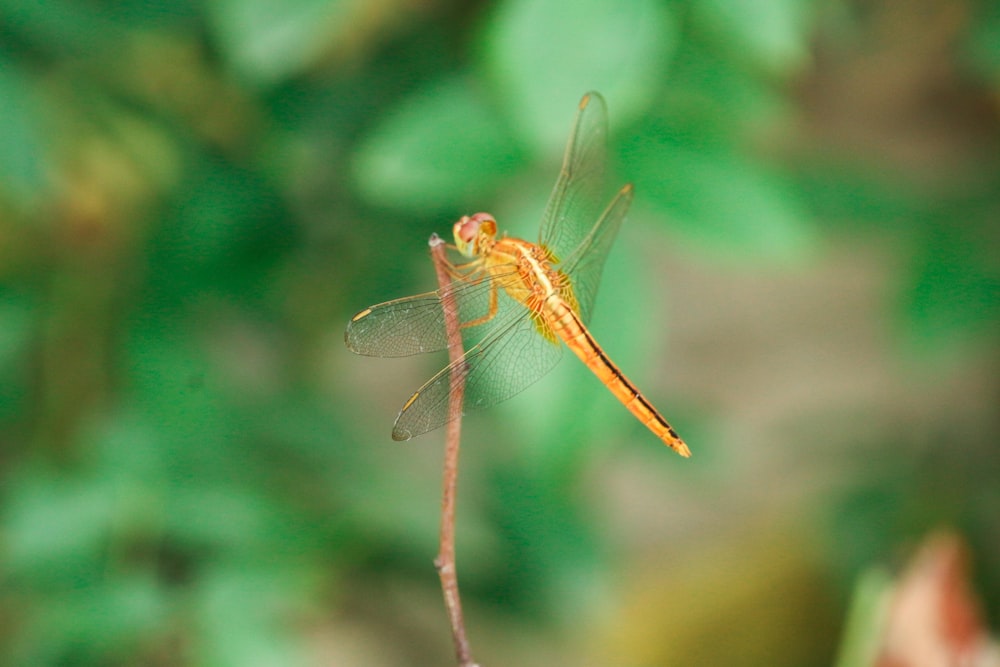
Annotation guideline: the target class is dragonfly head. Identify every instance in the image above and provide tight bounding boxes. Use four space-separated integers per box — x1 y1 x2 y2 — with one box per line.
453 212 497 257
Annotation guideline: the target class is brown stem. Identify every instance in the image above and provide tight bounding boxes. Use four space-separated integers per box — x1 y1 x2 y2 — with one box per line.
429 234 480 667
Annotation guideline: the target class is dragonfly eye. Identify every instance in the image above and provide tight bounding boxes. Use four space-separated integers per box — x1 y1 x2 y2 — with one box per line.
453 212 496 257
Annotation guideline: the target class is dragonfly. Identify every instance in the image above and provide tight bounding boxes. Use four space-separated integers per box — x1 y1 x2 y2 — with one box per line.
346 92 690 457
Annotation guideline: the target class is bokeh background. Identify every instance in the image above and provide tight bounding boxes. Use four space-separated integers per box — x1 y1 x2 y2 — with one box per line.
1 0 998 665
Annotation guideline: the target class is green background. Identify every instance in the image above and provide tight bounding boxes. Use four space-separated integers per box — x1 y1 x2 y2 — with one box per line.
1 0 998 665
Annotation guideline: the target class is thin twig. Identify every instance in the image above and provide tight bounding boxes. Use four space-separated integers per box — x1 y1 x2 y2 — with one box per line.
429 233 480 667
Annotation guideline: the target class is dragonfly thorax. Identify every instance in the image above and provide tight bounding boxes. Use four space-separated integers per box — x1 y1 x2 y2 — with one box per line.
454 212 498 258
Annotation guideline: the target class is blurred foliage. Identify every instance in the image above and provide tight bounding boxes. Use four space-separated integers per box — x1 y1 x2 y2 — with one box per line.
1 0 998 665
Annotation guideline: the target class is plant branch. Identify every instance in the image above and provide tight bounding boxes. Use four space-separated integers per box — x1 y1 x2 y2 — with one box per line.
429 233 480 667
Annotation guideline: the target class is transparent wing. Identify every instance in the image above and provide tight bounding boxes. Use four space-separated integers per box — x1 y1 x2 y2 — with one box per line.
561 184 633 323
392 290 563 440
537 91 608 275
345 264 519 357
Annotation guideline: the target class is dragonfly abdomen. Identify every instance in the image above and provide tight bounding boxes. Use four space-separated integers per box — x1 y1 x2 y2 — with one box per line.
544 300 691 457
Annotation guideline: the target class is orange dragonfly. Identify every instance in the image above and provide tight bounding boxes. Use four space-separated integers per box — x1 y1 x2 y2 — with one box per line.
346 92 690 457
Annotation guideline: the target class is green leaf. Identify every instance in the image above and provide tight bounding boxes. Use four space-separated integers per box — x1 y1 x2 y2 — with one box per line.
622 125 813 259
352 78 525 213
691 0 813 76
3 471 118 585
904 222 1000 356
9 574 168 666
205 0 351 85
664 40 793 133
963 0 1000 79
0 0 129 56
833 568 892 667
486 464 605 618
0 62 49 205
0 293 33 418
195 565 311 667
481 0 677 153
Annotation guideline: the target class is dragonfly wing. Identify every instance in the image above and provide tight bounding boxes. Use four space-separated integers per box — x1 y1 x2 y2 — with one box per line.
345 264 517 357
537 91 609 269
560 183 633 323
346 291 449 356
392 293 563 440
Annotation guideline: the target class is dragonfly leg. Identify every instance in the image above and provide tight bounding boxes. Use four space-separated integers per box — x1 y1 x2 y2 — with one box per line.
459 280 499 329
441 257 485 281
